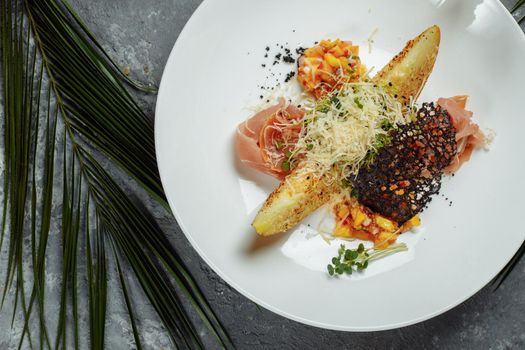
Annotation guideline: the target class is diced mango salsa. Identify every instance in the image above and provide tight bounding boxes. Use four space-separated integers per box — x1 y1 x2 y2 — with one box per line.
375 215 398 232
350 206 367 229
333 196 421 249
297 39 367 99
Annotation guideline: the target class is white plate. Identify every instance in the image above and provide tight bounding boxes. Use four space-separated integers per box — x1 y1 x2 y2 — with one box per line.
155 0 525 331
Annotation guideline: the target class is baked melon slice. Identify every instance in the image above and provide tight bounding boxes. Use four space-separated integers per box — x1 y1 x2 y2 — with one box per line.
373 25 440 107
252 170 337 236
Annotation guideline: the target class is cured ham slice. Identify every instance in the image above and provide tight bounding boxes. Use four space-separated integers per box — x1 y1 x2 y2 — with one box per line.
236 98 303 179
437 96 486 173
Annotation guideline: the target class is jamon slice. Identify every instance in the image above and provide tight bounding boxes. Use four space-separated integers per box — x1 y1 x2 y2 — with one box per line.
437 96 486 173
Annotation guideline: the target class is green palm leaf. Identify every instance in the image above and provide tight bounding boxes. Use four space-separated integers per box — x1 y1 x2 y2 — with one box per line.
512 0 525 24
25 0 166 207
492 240 525 290
1 0 233 349
512 0 525 13
1 2 34 344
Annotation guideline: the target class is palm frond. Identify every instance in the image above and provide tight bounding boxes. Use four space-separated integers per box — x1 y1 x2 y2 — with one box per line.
25 0 166 206
55 135 83 350
86 204 107 350
78 148 204 348
0 1 35 343
512 0 525 13
492 240 525 290
113 243 143 350
2 0 234 349
59 0 157 94
17 81 56 350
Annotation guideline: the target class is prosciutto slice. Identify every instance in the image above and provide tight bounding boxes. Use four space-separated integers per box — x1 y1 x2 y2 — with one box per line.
236 98 303 179
437 96 486 174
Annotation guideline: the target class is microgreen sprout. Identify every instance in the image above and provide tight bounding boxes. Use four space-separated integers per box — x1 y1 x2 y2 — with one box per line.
353 97 363 109
281 150 298 172
327 242 408 276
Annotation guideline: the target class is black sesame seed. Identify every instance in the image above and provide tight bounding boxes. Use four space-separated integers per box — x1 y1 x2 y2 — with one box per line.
284 71 296 83
283 55 295 63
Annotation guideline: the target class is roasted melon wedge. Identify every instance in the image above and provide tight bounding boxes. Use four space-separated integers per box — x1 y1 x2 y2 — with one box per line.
373 25 440 107
252 26 441 236
252 170 338 235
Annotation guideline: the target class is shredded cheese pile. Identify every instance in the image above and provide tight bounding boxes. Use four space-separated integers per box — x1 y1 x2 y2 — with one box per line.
292 82 409 182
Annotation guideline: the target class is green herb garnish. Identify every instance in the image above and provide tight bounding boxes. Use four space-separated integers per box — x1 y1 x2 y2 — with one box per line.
341 178 351 188
331 96 342 109
380 119 393 131
281 150 296 172
327 243 408 276
374 133 391 149
354 97 363 109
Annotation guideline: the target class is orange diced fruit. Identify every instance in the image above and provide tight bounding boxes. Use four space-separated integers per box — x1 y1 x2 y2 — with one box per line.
375 231 397 249
320 39 335 49
350 206 367 229
339 57 350 69
408 215 421 227
334 224 351 238
324 53 340 68
349 45 359 56
329 45 345 57
375 215 397 232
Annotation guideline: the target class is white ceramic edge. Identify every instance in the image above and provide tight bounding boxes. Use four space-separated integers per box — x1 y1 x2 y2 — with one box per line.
154 0 525 332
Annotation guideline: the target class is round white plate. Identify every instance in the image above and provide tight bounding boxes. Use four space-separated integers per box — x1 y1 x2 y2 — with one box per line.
155 0 525 331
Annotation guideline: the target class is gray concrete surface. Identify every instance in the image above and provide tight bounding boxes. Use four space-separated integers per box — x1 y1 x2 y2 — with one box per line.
0 0 524 349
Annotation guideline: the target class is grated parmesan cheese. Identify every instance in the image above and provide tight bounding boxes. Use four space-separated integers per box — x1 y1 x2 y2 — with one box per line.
292 82 409 183
367 27 379 54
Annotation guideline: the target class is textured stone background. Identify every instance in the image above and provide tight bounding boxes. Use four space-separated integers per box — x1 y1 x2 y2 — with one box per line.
0 0 524 349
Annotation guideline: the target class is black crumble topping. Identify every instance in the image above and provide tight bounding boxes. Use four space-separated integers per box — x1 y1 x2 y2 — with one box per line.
284 71 295 83
352 103 457 224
